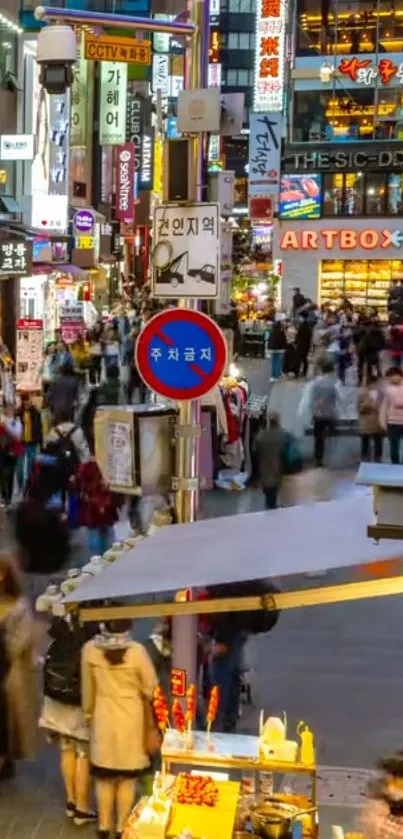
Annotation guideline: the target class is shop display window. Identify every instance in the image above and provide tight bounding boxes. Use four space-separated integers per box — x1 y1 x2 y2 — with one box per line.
320 171 401 216
320 259 401 314
296 0 403 57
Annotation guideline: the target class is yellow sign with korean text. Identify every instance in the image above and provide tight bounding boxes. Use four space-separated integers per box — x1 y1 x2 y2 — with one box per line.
84 34 151 65
77 236 94 249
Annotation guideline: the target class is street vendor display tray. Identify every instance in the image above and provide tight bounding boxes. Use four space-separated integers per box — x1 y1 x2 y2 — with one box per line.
167 780 240 839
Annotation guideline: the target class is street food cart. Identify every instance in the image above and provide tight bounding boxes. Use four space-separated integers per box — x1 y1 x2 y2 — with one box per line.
64 493 402 839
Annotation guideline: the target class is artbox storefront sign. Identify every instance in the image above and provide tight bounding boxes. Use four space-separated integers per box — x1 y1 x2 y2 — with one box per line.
116 143 135 224
248 113 282 198
254 0 286 112
279 227 403 251
99 62 127 146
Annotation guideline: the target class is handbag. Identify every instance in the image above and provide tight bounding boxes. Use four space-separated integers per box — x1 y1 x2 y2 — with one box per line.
282 435 303 475
143 697 162 757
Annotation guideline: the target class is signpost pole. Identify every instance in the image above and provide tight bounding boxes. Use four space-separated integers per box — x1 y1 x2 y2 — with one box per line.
172 0 208 684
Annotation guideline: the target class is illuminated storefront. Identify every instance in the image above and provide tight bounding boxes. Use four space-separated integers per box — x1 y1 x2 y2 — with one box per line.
274 217 403 315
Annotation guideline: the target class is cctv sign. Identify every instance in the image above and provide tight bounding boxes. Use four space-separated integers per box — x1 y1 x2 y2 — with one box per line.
0 134 34 161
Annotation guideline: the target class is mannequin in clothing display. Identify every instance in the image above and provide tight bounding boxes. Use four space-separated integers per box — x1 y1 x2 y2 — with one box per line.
81 620 157 839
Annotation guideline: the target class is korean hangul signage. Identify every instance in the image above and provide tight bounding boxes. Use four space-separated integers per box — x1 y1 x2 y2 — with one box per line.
152 202 220 299
16 319 43 392
152 54 169 96
254 0 286 112
135 308 227 401
248 113 282 204
99 62 127 146
85 34 151 65
338 56 403 86
0 240 32 278
116 143 135 224
171 667 187 698
70 49 88 146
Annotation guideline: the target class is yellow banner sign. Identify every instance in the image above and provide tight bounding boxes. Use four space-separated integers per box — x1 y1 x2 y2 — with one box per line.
85 34 151 65
77 235 94 249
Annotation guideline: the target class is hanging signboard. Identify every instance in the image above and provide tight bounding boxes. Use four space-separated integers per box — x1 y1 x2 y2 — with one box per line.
248 113 282 199
32 194 69 234
116 143 135 224
0 240 33 278
152 54 169 96
0 134 34 161
140 129 154 191
254 0 286 112
126 93 153 190
99 62 127 146
70 49 88 146
16 319 43 392
85 34 151 65
106 420 134 488
152 202 220 299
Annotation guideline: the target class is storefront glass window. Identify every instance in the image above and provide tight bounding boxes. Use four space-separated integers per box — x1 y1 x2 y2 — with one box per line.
323 173 344 215
323 172 364 216
293 89 376 143
388 173 403 214
365 172 386 214
320 259 400 316
296 0 403 57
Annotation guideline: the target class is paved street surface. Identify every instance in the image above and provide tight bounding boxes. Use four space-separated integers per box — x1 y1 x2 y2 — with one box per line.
2 360 400 838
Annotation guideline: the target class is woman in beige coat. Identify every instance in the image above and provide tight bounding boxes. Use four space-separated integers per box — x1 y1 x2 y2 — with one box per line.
82 619 157 839
0 551 35 777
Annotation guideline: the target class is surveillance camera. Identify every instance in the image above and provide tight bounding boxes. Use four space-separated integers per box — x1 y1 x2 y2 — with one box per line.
1 71 19 93
37 25 76 95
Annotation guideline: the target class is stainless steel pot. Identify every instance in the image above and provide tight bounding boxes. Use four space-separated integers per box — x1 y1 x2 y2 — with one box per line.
250 800 316 839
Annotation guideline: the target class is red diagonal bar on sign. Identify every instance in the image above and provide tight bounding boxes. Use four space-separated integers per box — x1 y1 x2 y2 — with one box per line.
189 363 209 379
155 327 174 346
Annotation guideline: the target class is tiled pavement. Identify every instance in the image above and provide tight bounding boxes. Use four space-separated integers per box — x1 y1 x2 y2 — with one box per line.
2 360 397 837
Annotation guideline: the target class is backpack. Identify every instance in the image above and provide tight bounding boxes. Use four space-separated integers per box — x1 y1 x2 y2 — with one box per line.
282 435 303 475
43 625 83 706
43 426 80 490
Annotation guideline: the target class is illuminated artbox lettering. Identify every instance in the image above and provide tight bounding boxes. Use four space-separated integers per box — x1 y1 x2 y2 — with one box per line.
280 228 403 250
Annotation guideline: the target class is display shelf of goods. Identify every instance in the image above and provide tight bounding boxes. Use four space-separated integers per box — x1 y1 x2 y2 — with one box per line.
167 777 241 839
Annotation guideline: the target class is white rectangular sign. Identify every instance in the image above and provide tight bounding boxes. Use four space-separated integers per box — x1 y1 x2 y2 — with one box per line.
99 62 127 145
16 319 43 392
254 0 286 112
31 194 69 233
152 203 220 299
0 134 34 161
248 112 282 198
152 54 169 96
71 51 88 146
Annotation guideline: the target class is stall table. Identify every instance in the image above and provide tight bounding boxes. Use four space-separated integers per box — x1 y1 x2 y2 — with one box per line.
162 730 317 836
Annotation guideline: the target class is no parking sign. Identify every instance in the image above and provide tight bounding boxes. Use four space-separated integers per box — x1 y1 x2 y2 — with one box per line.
135 308 227 400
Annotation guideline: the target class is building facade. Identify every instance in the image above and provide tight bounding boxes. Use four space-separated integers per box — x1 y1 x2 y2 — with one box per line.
278 0 403 313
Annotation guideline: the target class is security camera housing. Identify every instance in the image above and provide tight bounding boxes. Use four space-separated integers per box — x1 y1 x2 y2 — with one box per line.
37 25 76 95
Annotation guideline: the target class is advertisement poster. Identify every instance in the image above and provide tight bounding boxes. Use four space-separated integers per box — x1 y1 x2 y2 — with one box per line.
248 113 282 201
60 301 85 344
99 62 127 146
16 319 43 392
106 420 134 488
279 174 322 219
116 143 135 223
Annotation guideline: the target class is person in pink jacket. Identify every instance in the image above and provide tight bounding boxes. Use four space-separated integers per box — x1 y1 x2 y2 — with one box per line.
380 367 403 464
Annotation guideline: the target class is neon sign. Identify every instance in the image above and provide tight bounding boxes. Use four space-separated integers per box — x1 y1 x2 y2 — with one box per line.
280 228 403 250
254 0 286 112
338 56 403 86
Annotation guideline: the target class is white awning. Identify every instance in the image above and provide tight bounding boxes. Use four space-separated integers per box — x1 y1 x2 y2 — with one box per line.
65 493 400 605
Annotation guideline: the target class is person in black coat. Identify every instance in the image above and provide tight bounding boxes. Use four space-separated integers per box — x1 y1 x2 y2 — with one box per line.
295 316 313 378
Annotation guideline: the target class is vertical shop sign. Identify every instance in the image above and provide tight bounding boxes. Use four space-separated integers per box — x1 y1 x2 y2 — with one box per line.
140 129 154 190
254 0 286 112
248 112 282 199
16 319 43 392
70 43 88 146
153 135 163 199
153 13 172 52
99 62 127 146
152 54 169 96
48 93 69 196
116 143 135 224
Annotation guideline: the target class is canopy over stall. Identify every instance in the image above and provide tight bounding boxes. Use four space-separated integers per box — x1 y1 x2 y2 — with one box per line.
65 494 403 621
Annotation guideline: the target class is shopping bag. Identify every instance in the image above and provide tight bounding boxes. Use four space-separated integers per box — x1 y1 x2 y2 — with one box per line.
282 435 303 475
